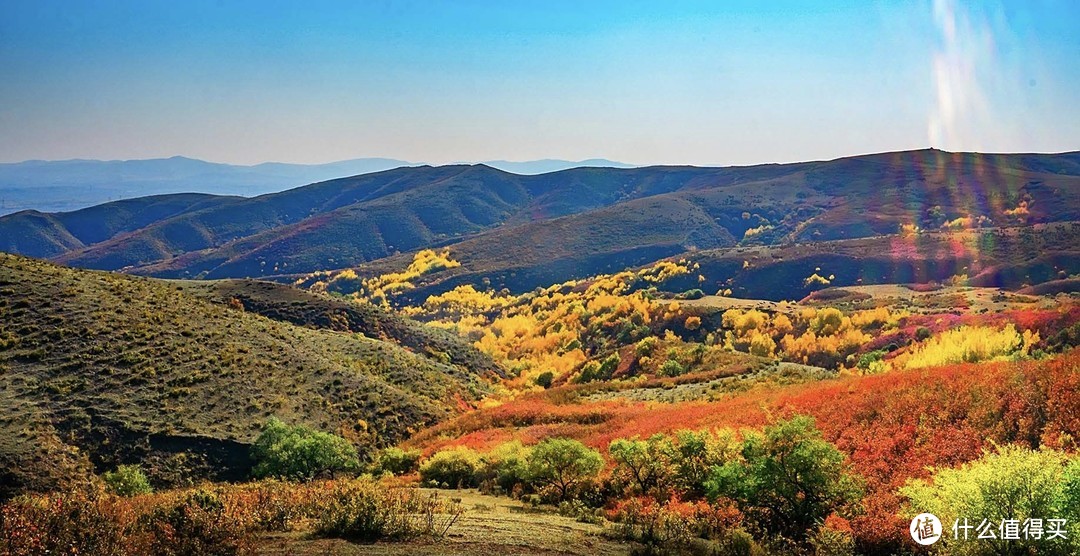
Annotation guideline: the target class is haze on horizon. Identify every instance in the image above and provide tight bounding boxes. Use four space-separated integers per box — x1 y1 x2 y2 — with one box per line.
1 0 1077 167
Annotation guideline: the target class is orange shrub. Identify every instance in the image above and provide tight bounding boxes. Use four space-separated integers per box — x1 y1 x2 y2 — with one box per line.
409 351 1080 551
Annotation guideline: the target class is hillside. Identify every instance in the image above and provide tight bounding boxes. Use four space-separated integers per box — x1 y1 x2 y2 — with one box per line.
0 156 634 215
0 193 241 259
3 150 1077 288
0 156 415 215
0 253 499 499
300 222 1080 306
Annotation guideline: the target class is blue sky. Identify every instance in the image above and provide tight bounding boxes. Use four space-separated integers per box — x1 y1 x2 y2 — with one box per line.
1 0 1077 165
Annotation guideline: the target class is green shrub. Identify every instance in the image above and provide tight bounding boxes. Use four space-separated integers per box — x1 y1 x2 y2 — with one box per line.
635 337 658 357
374 447 422 476
609 434 676 497
419 447 481 488
557 499 603 524
856 350 886 371
900 445 1080 555
103 464 153 497
534 371 554 389
705 416 862 542
527 438 603 501
670 429 738 498
251 417 359 481
659 358 685 377
477 440 532 494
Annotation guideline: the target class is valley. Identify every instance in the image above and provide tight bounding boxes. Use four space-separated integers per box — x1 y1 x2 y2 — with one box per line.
1 151 1078 555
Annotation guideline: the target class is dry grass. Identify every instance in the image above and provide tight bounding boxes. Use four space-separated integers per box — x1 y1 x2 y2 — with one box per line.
255 489 634 556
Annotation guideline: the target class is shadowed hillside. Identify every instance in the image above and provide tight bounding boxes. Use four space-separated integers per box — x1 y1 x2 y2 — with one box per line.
296 223 1080 307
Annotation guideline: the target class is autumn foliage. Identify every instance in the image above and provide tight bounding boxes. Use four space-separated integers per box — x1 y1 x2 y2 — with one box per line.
408 349 1080 550
0 478 461 556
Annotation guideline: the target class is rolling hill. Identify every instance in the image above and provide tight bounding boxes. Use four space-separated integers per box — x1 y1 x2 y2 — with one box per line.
0 253 499 499
0 156 417 215
0 156 633 215
1 149 1078 297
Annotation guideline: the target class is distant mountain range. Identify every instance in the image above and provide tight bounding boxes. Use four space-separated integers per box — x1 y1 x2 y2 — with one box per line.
2 148 1078 300
0 156 633 215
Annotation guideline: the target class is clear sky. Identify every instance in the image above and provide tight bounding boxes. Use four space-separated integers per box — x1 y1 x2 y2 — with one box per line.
1 0 1077 166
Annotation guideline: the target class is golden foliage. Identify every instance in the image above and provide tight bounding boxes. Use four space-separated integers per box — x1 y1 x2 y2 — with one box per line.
803 273 831 287
743 225 773 238
401 261 695 392
901 324 1038 369
359 250 461 306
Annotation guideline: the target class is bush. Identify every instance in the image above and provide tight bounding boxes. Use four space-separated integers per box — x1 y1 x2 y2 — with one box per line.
900 445 1080 555
609 435 676 497
374 447 422 476
670 429 738 499
856 350 886 371
143 489 255 556
534 371 554 389
576 354 620 383
251 417 359 481
527 438 603 501
705 416 862 543
0 479 464 556
419 447 481 488
477 440 532 494
635 337 658 357
810 308 845 336
313 479 463 542
103 464 153 497
0 489 129 556
808 515 856 556
609 496 745 551
903 324 1035 369
558 499 603 524
659 358 685 377
224 480 310 533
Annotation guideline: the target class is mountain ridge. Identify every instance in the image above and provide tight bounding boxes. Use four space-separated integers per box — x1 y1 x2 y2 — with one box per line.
0 156 637 215
2 149 1079 296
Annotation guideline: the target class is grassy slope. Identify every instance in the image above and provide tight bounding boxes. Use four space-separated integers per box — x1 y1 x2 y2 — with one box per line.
176 279 503 377
0 253 496 499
